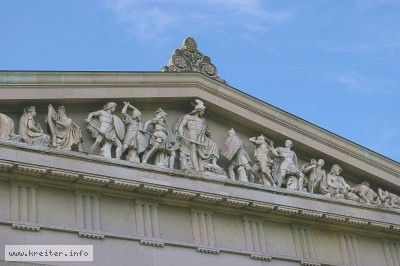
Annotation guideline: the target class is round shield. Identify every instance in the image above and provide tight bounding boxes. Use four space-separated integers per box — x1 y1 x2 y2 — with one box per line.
113 115 125 140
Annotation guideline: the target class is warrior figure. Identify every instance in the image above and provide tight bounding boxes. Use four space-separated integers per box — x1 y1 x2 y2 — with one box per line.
0 112 21 141
271 140 305 191
302 159 329 195
175 99 220 172
19 106 50 147
248 135 276 186
47 105 83 151
220 129 257 182
86 102 124 159
142 108 176 168
121 102 146 163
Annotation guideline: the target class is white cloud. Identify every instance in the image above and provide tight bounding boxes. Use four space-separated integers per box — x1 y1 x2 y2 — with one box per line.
335 71 394 94
317 41 400 55
103 0 293 42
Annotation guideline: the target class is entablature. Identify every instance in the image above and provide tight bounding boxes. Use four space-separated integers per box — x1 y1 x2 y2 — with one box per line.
1 142 399 236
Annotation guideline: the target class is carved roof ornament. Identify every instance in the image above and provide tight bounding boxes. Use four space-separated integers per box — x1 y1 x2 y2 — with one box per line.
161 37 227 84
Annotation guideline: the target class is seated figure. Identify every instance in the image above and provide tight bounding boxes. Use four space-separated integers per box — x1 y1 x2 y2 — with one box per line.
326 164 360 201
0 112 21 141
47 105 83 151
19 106 50 147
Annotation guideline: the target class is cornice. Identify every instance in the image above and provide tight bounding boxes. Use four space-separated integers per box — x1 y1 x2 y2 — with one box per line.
1 155 400 235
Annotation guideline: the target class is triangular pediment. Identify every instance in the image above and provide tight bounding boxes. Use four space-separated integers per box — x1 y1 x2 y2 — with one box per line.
1 70 399 201
2 38 400 266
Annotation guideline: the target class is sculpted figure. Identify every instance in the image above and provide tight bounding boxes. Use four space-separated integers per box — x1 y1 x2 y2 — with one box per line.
302 159 329 195
121 102 147 163
271 140 305 191
352 181 381 205
86 102 125 159
19 106 50 147
248 135 276 186
326 164 360 201
142 108 177 168
0 113 21 141
378 188 400 208
46 105 83 151
220 129 258 182
175 99 220 173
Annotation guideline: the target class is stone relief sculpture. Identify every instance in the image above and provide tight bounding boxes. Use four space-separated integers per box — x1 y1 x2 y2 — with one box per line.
352 181 381 205
326 164 360 201
161 37 226 84
0 112 21 141
301 159 329 195
220 128 258 182
248 135 276 186
121 102 147 163
142 108 177 168
175 99 223 175
86 102 125 159
271 140 305 191
19 106 50 147
378 188 400 208
3 100 400 210
46 105 83 152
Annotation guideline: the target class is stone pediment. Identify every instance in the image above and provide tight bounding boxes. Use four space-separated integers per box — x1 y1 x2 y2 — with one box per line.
1 39 400 265
1 70 399 207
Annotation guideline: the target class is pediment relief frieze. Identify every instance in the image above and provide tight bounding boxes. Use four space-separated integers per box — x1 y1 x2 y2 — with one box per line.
0 98 399 212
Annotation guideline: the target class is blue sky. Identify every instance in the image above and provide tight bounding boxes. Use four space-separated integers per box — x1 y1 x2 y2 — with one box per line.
1 0 399 162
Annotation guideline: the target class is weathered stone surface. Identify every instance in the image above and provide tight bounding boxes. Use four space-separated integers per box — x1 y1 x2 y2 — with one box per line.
0 69 399 266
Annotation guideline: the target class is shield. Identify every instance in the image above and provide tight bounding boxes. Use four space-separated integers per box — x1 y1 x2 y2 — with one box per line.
220 135 243 161
137 122 149 153
113 115 125 140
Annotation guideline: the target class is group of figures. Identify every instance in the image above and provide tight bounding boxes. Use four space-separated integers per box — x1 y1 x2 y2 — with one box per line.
220 130 400 208
0 100 399 208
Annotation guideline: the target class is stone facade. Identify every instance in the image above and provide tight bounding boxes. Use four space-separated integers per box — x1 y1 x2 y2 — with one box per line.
0 57 399 264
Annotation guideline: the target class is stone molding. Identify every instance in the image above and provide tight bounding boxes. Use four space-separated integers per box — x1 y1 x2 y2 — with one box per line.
196 247 220 254
47 170 80 181
139 239 164 247
1 142 397 218
250 254 272 261
11 223 40 232
300 261 321 266
1 158 400 234
78 231 105 240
